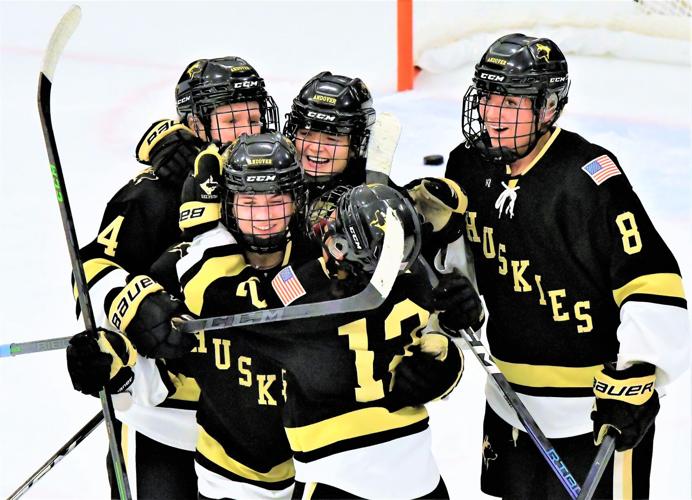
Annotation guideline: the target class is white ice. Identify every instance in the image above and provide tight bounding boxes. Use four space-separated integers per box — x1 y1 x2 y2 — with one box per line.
1 2 689 499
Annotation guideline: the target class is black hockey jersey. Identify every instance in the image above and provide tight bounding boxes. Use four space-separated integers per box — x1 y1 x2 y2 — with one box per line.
77 162 200 449
150 225 319 496
222 259 448 497
445 127 688 437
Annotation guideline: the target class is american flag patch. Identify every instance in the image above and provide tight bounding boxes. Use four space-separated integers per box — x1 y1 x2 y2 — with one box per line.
581 155 621 186
271 265 306 306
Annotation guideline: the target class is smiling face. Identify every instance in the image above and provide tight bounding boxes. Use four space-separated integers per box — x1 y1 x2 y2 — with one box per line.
478 93 538 157
232 192 294 240
292 129 350 180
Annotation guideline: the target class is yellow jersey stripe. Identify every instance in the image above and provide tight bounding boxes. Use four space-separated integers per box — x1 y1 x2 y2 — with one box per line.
168 372 201 402
197 426 295 482
74 257 119 299
284 406 428 453
492 356 603 388
183 254 248 315
612 273 685 307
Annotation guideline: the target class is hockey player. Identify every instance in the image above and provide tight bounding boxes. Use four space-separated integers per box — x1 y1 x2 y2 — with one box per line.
69 56 279 499
71 132 313 499
230 183 468 499
445 33 689 498
283 71 375 199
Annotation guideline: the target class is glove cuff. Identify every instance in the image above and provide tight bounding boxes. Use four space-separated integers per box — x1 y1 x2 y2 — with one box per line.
136 119 194 164
109 275 164 332
594 362 656 405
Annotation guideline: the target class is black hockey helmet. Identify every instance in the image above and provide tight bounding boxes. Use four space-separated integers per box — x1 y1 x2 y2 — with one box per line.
283 72 376 195
222 132 305 253
462 34 570 164
309 184 421 276
175 57 279 144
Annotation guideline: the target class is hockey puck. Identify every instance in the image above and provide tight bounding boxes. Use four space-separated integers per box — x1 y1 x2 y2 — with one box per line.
423 154 444 166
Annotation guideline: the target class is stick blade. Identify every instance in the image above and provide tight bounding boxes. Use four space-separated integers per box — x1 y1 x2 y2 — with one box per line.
368 206 405 298
366 112 402 183
41 5 81 81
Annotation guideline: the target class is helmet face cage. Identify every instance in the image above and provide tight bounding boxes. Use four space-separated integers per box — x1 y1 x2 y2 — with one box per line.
462 34 569 164
176 58 280 146
222 133 305 253
309 185 422 276
283 72 375 191
462 85 543 165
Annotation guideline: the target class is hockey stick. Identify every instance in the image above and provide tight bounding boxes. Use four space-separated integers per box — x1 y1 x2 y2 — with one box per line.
179 205 404 333
8 412 104 500
365 112 401 184
37 5 132 499
4 208 404 352
576 434 616 500
416 256 582 499
0 336 71 358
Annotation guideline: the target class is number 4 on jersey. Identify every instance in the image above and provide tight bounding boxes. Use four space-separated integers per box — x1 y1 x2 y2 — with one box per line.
97 216 124 256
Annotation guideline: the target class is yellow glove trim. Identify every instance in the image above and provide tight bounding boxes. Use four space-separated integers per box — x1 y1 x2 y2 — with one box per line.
97 330 137 379
593 371 656 406
419 332 449 362
194 144 223 177
109 275 164 332
136 119 194 163
408 178 468 232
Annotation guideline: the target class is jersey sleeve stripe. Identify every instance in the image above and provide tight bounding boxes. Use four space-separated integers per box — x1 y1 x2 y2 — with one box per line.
182 253 248 315
73 257 120 300
492 356 603 389
612 273 685 307
284 406 428 454
197 425 295 483
167 371 201 403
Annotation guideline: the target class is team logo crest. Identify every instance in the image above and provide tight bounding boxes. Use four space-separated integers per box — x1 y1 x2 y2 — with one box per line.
482 435 498 469
369 209 387 231
186 61 203 78
200 175 219 197
132 167 158 185
534 43 551 62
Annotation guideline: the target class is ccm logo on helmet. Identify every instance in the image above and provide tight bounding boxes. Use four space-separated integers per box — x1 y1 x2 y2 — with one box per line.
348 226 363 250
246 174 276 182
307 111 336 122
177 95 191 105
480 73 505 82
234 81 259 89
550 76 568 83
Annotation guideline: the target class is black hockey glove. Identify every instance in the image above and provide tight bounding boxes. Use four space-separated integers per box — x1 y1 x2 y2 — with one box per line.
591 362 660 452
135 119 204 183
109 275 196 359
389 332 463 410
405 177 467 248
66 329 136 397
432 271 484 334
179 145 224 239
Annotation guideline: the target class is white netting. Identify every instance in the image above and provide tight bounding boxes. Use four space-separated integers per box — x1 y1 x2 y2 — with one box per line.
415 1 691 73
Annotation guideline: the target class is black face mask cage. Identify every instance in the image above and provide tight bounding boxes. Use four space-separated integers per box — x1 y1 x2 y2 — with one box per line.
223 190 300 254
189 94 280 145
462 85 548 165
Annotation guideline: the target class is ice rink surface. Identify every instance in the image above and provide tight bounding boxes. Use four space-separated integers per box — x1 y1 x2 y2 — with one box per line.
1 2 689 499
